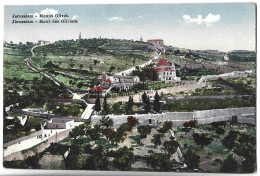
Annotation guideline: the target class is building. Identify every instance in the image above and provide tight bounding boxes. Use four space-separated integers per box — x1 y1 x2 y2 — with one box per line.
45 118 74 129
100 74 140 89
153 58 180 83
88 86 107 96
37 40 51 46
76 32 81 41
147 39 164 46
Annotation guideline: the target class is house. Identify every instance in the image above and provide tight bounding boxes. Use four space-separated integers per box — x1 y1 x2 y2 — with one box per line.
147 39 164 46
88 86 107 96
37 40 51 46
153 58 180 83
45 118 74 129
100 74 140 89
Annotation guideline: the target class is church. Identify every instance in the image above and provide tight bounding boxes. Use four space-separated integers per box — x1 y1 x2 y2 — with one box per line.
153 58 181 83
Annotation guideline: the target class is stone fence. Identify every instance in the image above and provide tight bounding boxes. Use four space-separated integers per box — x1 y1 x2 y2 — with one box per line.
91 107 255 127
4 128 73 161
4 130 44 148
199 70 252 82
167 95 252 101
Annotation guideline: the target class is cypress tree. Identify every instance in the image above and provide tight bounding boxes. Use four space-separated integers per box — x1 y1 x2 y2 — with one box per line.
142 92 147 103
145 97 151 113
126 96 134 115
95 94 101 112
154 91 160 112
103 95 108 114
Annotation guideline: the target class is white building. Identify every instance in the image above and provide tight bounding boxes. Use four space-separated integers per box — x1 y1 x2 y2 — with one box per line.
37 40 51 46
45 118 74 129
153 58 180 83
100 74 140 89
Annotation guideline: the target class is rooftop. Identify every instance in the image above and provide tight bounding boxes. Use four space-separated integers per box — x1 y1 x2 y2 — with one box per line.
156 58 170 66
88 86 106 92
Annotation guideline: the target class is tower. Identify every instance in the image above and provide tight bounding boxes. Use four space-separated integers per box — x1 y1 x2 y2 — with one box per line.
79 32 81 41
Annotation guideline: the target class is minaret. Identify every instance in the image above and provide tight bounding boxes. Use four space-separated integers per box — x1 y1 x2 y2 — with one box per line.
79 32 81 41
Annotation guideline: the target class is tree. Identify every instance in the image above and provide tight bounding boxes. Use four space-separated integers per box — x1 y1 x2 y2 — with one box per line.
84 144 109 170
89 124 102 143
215 127 225 137
95 95 101 112
163 137 179 155
137 125 152 138
221 131 239 151
47 143 69 168
110 102 119 112
113 146 135 170
183 120 197 128
89 65 93 72
241 158 256 173
43 53 47 60
183 120 197 133
158 121 173 133
79 64 83 73
144 97 151 113
94 60 98 65
108 65 115 73
113 130 127 146
154 91 160 112
103 95 108 113
211 121 226 129
127 116 139 127
147 151 172 171
183 149 200 170
125 96 133 115
151 133 162 147
99 116 114 128
65 141 85 170
103 128 114 140
220 154 238 173
192 133 213 149
142 92 148 104
77 82 84 89
69 124 85 141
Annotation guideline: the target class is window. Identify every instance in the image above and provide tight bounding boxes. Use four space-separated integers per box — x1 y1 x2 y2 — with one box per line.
149 119 152 124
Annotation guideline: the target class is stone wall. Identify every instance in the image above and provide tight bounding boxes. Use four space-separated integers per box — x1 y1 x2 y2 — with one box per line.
4 128 73 161
199 70 251 82
4 130 44 148
91 107 255 127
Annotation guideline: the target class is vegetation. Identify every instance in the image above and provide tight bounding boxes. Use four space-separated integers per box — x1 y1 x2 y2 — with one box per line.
163 97 255 112
192 133 213 149
147 151 172 171
183 149 201 170
137 125 152 138
4 116 46 143
220 154 238 173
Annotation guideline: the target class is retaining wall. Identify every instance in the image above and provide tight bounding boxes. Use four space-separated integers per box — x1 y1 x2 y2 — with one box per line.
4 130 44 148
4 128 73 161
91 107 255 127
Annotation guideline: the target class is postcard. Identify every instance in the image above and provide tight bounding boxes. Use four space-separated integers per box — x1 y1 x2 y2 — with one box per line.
2 2 256 175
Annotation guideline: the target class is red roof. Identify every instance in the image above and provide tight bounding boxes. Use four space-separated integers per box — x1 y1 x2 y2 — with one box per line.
105 79 111 83
156 58 170 66
153 68 176 72
88 86 106 92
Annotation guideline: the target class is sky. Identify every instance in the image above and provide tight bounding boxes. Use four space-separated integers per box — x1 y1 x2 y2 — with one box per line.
4 3 256 51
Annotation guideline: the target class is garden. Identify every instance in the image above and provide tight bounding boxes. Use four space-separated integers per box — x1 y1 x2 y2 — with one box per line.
173 121 256 172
